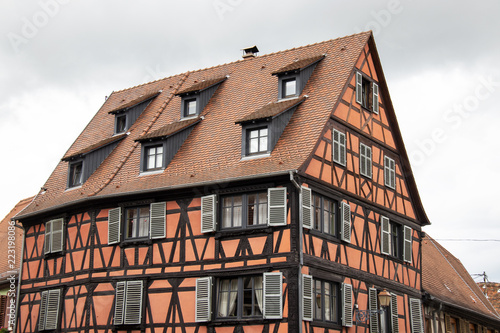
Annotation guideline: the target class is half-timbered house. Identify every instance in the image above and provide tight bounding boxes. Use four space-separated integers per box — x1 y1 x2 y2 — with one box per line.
15 31 431 332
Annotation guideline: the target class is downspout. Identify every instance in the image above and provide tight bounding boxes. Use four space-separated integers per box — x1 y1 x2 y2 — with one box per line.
13 222 25 333
289 171 303 333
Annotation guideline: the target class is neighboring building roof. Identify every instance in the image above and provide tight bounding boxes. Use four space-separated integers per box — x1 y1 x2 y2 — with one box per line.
478 282 500 315
422 235 500 320
0 196 34 280
17 31 429 226
235 96 306 124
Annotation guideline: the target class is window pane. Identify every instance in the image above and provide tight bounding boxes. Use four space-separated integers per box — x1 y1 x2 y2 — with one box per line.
138 207 150 237
260 128 268 137
186 100 197 115
126 209 137 238
218 279 238 317
314 280 322 320
249 137 258 153
258 193 268 225
314 195 321 230
247 194 256 226
284 79 296 96
259 136 268 152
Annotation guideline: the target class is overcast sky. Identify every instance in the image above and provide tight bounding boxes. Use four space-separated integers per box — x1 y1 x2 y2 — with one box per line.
1 0 499 282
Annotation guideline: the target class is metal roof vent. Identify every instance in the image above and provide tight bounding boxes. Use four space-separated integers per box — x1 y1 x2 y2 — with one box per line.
242 45 259 59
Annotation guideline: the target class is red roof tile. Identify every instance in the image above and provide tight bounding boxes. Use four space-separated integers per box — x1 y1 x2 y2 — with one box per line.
422 235 500 319
478 282 500 315
235 96 306 123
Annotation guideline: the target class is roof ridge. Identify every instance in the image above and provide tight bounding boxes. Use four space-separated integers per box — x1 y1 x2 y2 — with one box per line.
427 236 499 318
88 72 190 197
112 73 186 94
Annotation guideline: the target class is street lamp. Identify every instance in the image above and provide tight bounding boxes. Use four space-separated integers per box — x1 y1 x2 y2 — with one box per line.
355 289 392 324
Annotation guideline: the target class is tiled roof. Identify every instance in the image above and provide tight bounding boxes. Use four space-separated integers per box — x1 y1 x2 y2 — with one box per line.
137 117 202 141
62 133 127 160
175 76 227 95
271 54 325 75
107 91 161 114
478 282 500 315
235 96 306 124
16 31 428 223
422 235 500 319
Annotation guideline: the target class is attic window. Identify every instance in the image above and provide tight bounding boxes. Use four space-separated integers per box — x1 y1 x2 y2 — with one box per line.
68 161 83 187
282 78 297 98
184 98 198 117
115 114 127 134
175 77 227 119
247 127 269 155
355 72 379 114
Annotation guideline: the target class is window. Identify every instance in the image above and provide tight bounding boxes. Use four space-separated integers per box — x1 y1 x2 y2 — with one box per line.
68 161 83 187
38 289 61 331
217 276 263 318
312 193 337 236
356 71 379 113
384 156 396 189
115 114 127 134
44 218 64 254
108 202 166 244
114 280 144 326
332 129 346 166
359 143 372 178
221 192 268 229
313 279 339 323
282 78 297 98
380 216 412 263
184 98 198 117
247 127 268 155
145 145 164 171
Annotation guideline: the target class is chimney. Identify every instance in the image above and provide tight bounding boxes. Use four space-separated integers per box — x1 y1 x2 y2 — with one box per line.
242 45 259 59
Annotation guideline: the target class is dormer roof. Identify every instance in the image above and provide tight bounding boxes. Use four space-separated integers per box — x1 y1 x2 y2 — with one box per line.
175 76 227 96
235 96 306 124
137 117 202 141
108 91 161 114
271 54 325 75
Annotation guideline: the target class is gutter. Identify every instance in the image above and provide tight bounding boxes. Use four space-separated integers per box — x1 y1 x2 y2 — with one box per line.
289 171 303 333
13 222 25 333
17 170 297 221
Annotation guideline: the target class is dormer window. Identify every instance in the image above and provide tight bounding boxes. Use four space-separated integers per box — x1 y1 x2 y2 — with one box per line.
282 78 297 98
68 161 83 187
176 76 227 119
145 144 164 171
355 72 379 114
184 98 198 117
272 55 324 100
115 114 127 134
247 127 269 155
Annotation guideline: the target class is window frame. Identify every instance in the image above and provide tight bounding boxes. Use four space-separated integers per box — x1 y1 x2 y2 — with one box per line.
216 275 264 319
245 126 269 156
124 205 151 241
180 94 200 118
140 142 166 173
282 77 298 98
277 73 300 99
380 216 412 263
312 278 340 324
38 289 62 331
332 129 346 167
68 160 84 188
144 144 165 171
114 280 145 326
359 143 372 179
311 193 338 237
355 71 379 113
220 191 268 230
384 156 396 189
115 113 128 134
44 218 64 255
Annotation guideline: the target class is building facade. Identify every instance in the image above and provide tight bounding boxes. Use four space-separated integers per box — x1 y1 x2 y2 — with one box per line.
16 32 432 332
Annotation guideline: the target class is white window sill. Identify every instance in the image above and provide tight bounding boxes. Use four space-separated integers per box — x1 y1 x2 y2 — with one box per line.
65 185 82 192
139 169 165 176
240 153 271 161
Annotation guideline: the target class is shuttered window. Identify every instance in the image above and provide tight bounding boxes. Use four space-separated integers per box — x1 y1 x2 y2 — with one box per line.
195 277 212 322
384 156 396 189
302 274 313 321
108 207 122 244
201 194 216 233
301 186 313 229
341 283 353 327
403 226 413 263
409 298 424 333
114 280 144 326
368 288 379 333
150 202 166 239
38 289 61 331
340 202 351 243
380 216 391 255
356 71 379 113
360 143 372 178
268 187 287 226
263 272 282 319
332 129 346 166
391 293 399 333
44 218 64 254
356 72 363 105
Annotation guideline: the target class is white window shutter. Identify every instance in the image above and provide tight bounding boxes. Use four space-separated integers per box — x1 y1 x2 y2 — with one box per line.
403 226 413 263
195 277 212 322
150 202 166 239
38 291 48 331
51 218 64 253
263 272 282 319
381 216 391 255
340 202 351 243
369 288 379 333
44 221 52 255
409 298 424 333
391 293 399 333
124 280 143 325
301 186 312 229
360 144 366 176
342 283 353 327
108 207 122 245
45 289 61 330
356 72 363 104
384 156 396 189
268 187 287 226
114 281 126 325
302 274 313 321
372 82 379 114
366 145 372 178
201 195 216 233
332 129 347 166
